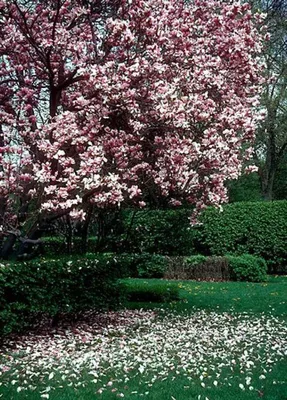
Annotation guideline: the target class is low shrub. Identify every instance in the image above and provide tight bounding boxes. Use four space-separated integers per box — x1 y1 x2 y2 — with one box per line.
0 254 124 336
164 254 267 282
116 253 167 278
109 209 196 255
226 254 268 282
122 279 180 303
115 253 267 282
136 254 168 278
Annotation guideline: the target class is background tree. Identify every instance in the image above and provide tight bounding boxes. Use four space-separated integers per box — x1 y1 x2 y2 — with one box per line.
252 0 287 200
0 0 266 258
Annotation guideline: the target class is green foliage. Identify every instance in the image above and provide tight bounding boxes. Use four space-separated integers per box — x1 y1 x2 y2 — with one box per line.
227 173 262 203
106 201 286 274
122 279 180 303
114 253 267 282
226 254 268 282
0 254 124 336
113 209 196 255
136 254 167 278
42 236 98 256
197 200 287 273
116 253 167 278
185 255 207 266
42 201 287 276
41 236 69 257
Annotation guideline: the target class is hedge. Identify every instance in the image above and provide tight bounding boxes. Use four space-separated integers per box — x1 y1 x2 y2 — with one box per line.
198 201 287 273
0 249 269 336
115 253 267 282
40 201 286 274
0 254 124 336
111 201 286 273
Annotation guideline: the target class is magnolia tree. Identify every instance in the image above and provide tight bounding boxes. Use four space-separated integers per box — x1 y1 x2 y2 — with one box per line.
0 0 266 257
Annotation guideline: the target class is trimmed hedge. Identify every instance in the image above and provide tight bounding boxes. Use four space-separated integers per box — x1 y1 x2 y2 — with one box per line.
164 254 268 282
111 201 286 273
113 253 267 282
0 254 124 336
198 201 287 273
41 201 286 273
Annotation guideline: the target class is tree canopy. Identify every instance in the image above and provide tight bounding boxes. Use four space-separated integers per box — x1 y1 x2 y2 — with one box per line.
0 0 266 249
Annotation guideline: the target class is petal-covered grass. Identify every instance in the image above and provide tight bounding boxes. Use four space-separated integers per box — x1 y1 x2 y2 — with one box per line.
0 276 286 399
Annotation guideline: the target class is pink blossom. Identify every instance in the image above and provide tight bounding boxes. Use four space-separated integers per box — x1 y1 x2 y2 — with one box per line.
0 0 266 231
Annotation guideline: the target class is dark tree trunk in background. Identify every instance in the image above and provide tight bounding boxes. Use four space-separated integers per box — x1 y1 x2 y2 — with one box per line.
251 0 287 201
80 207 93 254
258 111 277 200
1 234 17 259
17 224 44 260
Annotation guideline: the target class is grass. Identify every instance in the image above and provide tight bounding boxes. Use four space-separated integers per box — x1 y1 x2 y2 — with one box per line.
122 275 287 316
0 276 286 400
122 279 180 303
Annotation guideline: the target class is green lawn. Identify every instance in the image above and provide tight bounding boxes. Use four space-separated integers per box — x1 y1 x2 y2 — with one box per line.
125 275 287 316
0 276 286 400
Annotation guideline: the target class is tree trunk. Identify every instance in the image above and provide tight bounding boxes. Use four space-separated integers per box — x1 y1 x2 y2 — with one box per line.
259 109 277 201
95 212 105 252
17 226 44 260
65 215 73 254
1 234 17 259
80 205 93 254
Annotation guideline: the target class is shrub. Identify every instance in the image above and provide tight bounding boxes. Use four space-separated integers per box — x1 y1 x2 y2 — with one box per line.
115 252 267 282
122 279 180 303
197 200 287 273
0 254 124 336
136 254 168 278
226 254 268 282
105 201 286 274
115 253 167 278
110 209 196 255
111 253 168 278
